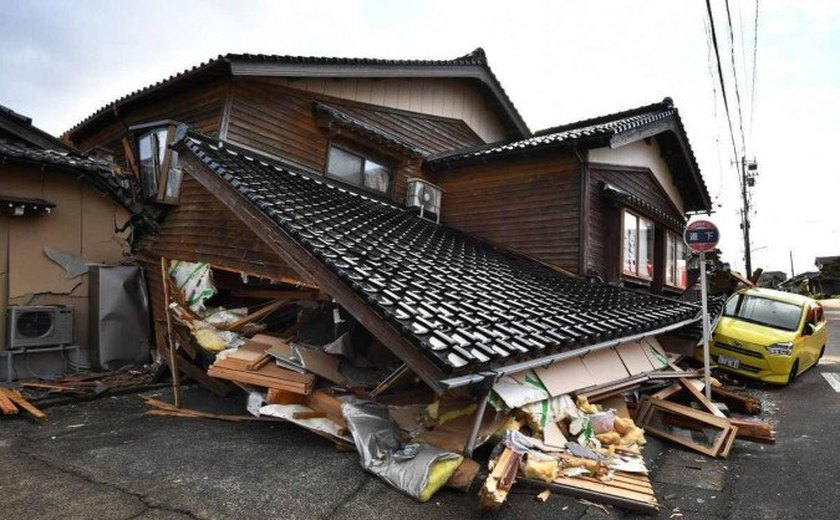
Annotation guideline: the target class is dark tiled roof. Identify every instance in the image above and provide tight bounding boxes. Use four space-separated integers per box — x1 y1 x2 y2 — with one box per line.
66 48 528 140
0 138 114 173
427 99 675 165
0 138 137 213
179 131 700 377
426 98 712 212
314 102 424 156
602 182 686 230
315 102 484 157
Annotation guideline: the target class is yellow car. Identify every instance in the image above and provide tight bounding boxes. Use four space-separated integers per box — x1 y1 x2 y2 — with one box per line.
696 288 827 385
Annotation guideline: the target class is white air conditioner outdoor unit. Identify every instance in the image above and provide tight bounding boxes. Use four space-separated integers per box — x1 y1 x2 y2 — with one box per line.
406 178 444 223
6 306 74 350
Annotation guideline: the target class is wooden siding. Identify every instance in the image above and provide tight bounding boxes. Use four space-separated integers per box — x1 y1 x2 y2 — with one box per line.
226 79 430 202
587 164 685 284
430 154 582 273
268 77 507 142
135 173 309 355
71 81 228 154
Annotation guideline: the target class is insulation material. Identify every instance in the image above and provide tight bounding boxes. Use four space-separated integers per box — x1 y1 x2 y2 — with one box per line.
341 399 463 502
260 403 351 442
492 374 549 408
168 260 216 312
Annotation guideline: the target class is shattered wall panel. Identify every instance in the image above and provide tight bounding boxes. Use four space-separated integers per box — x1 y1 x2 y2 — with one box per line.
0 164 130 350
9 171 83 298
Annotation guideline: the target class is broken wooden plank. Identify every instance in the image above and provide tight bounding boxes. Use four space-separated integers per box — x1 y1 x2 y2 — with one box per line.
0 389 19 415
479 447 521 511
1 388 45 420
679 378 727 418
217 299 290 331
160 257 183 408
175 352 232 397
519 475 659 515
711 385 762 414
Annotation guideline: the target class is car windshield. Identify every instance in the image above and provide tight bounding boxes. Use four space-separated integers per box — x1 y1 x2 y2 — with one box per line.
723 294 803 332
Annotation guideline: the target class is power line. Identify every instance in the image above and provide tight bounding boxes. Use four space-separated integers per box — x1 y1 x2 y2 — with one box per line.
704 0 740 165
724 0 747 156
749 0 760 140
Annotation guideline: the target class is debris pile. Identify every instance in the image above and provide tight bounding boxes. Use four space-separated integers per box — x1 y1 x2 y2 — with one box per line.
137 259 775 513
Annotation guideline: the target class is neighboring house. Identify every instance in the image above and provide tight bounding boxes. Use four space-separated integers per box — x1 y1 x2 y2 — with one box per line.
757 270 787 289
62 49 706 391
0 104 133 378
425 98 712 293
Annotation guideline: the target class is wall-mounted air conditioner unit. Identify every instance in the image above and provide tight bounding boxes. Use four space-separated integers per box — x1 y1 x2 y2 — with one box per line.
406 178 444 223
6 306 74 350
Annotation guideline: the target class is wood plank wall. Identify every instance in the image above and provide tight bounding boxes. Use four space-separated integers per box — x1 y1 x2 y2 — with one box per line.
71 81 229 154
587 165 685 284
430 154 582 273
225 79 423 202
135 173 308 355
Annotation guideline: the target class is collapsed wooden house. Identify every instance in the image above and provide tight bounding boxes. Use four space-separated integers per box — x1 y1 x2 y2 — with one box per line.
60 47 712 377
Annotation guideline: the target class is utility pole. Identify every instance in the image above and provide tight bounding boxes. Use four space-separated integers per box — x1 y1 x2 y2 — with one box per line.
740 157 757 278
789 250 795 279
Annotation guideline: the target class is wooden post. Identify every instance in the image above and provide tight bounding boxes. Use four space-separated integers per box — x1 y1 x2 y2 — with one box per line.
160 257 183 408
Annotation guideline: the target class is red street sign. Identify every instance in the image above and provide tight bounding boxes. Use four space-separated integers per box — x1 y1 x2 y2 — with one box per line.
684 220 719 253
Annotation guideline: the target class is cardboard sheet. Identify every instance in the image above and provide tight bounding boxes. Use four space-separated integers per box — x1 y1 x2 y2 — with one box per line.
535 357 596 397
616 341 657 375
580 348 631 387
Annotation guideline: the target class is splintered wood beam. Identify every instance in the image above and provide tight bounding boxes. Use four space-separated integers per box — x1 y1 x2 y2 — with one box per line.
228 288 327 301
122 137 139 177
711 385 762 414
479 447 521 511
1 388 45 420
217 298 290 331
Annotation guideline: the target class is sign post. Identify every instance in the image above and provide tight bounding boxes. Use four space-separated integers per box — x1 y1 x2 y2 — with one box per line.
684 220 720 401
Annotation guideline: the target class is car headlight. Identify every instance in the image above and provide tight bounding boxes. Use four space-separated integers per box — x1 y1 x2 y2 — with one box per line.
766 342 793 356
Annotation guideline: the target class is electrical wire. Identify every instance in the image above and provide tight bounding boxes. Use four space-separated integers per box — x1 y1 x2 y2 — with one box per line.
724 0 747 156
702 9 726 204
749 0 760 141
704 0 741 165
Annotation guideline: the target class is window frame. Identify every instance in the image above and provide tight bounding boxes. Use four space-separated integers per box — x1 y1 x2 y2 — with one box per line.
621 209 655 282
325 142 394 196
134 123 182 204
665 230 688 289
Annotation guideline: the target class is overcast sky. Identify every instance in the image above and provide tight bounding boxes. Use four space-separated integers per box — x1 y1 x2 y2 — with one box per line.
2 0 838 276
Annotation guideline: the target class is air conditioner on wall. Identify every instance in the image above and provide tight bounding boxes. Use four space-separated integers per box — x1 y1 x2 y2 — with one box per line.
406 178 444 223
6 306 74 350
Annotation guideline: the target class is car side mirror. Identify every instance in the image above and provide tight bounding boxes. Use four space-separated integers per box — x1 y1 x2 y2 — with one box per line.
803 323 816 336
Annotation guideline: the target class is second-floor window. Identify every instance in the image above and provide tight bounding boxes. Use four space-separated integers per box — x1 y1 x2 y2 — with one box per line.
665 231 688 288
326 145 391 194
622 210 654 280
137 124 182 203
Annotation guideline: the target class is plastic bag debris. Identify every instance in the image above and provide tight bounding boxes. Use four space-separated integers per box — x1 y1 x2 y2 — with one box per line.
341 398 463 502
169 260 216 313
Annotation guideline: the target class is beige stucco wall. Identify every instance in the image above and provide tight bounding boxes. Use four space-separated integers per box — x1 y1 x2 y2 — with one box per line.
0 164 131 349
589 139 685 214
270 77 506 143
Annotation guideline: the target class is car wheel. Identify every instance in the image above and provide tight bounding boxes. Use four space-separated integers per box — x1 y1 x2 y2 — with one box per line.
786 360 800 386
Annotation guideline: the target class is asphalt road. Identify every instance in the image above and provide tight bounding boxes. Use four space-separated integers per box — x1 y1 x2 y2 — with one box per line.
2 301 839 520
